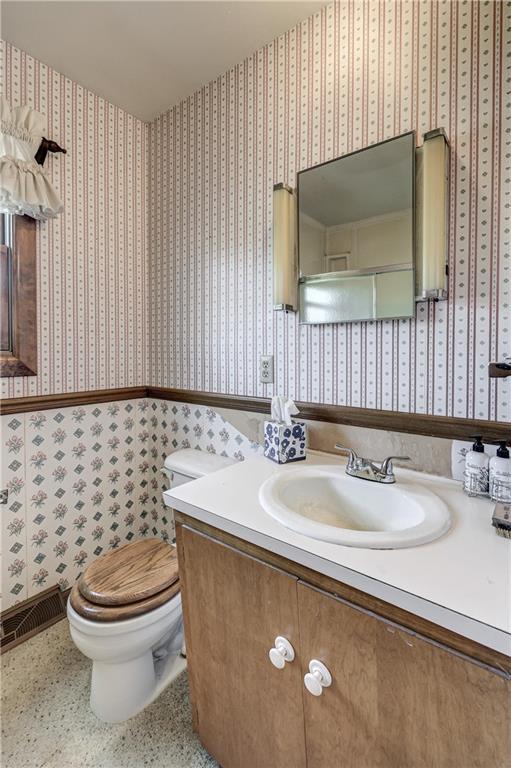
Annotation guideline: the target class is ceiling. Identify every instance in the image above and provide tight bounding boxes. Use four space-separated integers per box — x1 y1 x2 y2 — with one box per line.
2 0 326 121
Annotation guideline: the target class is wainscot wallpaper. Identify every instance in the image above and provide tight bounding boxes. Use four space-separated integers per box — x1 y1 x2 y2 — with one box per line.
149 0 510 422
1 400 260 610
1 41 149 399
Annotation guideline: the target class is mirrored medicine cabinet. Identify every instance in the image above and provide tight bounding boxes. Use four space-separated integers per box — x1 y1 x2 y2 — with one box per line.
273 129 449 325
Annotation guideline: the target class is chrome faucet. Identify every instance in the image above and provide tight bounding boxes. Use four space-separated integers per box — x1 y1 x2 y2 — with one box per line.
335 445 410 484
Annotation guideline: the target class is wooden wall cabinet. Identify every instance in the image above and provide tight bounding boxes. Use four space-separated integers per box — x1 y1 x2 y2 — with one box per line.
177 521 510 768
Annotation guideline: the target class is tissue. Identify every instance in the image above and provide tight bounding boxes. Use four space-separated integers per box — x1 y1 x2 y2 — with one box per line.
264 396 307 464
270 396 299 426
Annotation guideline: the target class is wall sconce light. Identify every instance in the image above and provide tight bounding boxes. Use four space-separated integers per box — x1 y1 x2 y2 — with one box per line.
416 128 450 301
273 183 297 312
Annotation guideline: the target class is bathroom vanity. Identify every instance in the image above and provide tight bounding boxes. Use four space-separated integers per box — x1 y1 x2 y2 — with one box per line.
166 454 511 768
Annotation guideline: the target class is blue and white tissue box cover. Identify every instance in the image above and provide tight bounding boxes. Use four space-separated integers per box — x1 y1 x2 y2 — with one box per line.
264 421 307 464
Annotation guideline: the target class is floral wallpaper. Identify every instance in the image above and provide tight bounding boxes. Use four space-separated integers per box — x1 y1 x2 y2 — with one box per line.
149 398 261 544
1 398 260 611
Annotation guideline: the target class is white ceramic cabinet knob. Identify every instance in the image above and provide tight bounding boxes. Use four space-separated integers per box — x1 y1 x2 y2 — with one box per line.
268 636 295 669
304 659 332 696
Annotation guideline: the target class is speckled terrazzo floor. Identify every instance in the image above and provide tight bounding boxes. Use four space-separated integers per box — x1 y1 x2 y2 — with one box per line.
1 620 218 768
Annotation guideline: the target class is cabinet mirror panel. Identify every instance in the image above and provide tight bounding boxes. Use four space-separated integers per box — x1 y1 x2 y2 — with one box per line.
298 132 415 324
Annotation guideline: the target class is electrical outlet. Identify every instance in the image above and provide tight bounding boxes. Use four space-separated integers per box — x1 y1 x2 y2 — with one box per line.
260 355 274 384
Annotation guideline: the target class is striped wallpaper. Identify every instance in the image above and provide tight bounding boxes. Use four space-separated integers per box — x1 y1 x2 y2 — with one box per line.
2 2 510 424
1 41 149 399
149 0 510 422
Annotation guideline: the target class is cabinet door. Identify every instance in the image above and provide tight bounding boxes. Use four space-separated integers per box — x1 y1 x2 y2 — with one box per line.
178 526 306 768
298 582 510 768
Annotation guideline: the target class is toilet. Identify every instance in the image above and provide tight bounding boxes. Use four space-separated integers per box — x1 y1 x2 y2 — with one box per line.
67 448 235 723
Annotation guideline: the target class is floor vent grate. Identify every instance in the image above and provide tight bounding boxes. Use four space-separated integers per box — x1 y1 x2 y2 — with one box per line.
1 586 70 652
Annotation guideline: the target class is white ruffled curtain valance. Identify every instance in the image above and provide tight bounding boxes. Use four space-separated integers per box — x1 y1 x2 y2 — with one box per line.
0 97 63 220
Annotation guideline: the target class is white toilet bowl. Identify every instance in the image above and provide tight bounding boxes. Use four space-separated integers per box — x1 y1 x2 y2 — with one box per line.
67 448 235 723
68 591 184 723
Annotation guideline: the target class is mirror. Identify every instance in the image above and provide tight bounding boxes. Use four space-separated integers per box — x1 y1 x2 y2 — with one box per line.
298 132 415 324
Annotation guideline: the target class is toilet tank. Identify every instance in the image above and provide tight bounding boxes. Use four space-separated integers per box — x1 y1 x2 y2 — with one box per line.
163 448 236 488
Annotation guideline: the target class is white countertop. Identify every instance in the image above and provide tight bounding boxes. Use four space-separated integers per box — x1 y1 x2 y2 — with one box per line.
165 451 511 657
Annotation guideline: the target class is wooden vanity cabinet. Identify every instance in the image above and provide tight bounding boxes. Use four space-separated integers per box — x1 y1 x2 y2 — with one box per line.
176 521 511 768
177 524 306 768
298 583 510 768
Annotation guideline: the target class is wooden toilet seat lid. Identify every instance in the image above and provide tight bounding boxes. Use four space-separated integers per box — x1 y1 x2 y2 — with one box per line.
78 539 179 606
70 579 180 622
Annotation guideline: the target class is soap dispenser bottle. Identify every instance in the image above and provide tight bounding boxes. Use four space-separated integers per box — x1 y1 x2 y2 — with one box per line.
489 442 511 502
463 436 489 497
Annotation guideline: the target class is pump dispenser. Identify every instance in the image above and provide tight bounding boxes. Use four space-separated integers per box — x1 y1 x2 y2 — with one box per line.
463 436 489 497
489 442 511 502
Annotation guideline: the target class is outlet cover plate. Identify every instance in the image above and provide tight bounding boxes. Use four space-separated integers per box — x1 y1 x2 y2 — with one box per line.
260 355 274 384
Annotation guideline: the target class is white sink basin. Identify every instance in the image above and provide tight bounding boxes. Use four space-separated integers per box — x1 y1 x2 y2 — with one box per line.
259 465 451 549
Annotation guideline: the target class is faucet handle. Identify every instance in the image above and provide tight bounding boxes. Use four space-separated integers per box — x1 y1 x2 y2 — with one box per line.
380 455 411 476
334 444 359 467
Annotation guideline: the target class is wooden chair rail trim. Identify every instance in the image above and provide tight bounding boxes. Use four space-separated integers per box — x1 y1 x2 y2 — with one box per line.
1 385 509 441
0 386 147 415
149 387 510 441
174 513 511 675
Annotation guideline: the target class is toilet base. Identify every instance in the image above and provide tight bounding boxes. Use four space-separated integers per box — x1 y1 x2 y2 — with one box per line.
68 591 184 724
91 650 154 723
90 648 187 723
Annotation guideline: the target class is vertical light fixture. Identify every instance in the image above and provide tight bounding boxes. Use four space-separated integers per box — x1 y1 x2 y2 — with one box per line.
273 183 297 311
416 128 450 300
